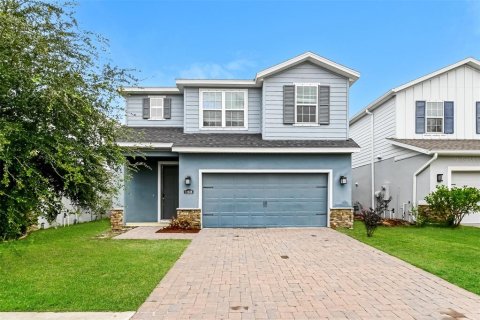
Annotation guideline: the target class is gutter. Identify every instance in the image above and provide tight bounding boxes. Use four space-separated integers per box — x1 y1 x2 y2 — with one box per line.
365 109 375 208
412 153 438 205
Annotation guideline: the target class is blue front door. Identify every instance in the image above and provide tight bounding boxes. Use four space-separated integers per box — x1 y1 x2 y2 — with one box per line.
202 173 328 227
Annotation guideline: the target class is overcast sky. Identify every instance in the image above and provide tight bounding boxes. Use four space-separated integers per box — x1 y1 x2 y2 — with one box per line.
76 0 480 116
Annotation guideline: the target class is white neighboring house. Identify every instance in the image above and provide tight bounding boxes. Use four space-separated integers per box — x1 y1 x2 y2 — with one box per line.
350 57 480 224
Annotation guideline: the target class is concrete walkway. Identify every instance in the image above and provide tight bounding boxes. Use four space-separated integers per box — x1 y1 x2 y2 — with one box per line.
133 228 480 320
0 312 134 320
114 227 198 240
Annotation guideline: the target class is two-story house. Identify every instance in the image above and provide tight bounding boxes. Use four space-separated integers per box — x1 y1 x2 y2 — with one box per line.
118 52 360 228
350 58 480 224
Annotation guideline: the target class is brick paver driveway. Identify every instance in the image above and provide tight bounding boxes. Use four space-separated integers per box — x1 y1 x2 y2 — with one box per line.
133 228 480 320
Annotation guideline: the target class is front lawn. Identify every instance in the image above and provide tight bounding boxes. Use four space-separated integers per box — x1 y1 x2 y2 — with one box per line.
0 220 190 311
339 221 480 295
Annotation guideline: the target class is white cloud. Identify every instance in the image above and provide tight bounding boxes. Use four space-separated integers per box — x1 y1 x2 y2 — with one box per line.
179 58 256 79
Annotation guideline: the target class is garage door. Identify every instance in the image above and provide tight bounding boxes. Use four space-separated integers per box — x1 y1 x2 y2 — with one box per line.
451 171 480 224
202 173 328 228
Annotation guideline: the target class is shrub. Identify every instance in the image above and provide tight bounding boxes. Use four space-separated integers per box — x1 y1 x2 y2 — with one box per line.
425 185 480 227
168 213 199 230
362 208 382 237
411 206 428 227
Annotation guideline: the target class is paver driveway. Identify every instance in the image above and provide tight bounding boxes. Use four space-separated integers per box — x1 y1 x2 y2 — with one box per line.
133 228 480 320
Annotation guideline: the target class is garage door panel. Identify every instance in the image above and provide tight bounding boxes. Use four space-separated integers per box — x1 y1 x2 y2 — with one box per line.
202 173 328 227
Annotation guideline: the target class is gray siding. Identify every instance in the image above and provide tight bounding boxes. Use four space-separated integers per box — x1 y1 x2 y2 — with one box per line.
184 87 262 133
126 94 184 127
262 62 349 140
351 114 372 168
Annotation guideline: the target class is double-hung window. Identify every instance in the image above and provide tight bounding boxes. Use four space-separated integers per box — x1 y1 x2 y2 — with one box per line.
295 85 317 124
200 89 248 129
150 97 164 120
426 102 444 133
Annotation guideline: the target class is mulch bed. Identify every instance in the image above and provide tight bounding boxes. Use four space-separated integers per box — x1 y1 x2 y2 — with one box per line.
381 219 413 227
156 227 200 234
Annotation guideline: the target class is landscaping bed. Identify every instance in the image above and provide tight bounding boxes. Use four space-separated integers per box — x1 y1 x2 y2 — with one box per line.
0 220 190 311
339 221 480 295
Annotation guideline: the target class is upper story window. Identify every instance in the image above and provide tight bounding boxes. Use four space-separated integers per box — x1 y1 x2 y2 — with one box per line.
200 89 248 129
150 97 164 120
295 85 318 124
426 102 444 133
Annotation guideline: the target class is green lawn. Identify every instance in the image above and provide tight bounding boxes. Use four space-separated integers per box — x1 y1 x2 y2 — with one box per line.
0 220 190 311
339 221 480 295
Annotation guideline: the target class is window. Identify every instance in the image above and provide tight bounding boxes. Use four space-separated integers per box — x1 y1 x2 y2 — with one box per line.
296 85 317 123
200 90 247 128
150 97 164 119
426 102 444 133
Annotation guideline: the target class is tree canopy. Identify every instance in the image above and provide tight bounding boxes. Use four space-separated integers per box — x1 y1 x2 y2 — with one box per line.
0 0 134 239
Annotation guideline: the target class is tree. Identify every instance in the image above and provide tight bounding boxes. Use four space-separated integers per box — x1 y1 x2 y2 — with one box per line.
0 0 134 239
425 185 480 228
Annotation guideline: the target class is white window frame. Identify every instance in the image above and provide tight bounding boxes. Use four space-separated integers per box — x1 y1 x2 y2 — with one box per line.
425 101 444 134
199 89 248 130
294 83 319 126
149 96 165 120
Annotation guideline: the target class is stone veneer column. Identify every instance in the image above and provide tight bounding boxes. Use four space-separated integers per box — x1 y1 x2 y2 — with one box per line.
110 208 124 231
176 208 201 229
329 208 354 229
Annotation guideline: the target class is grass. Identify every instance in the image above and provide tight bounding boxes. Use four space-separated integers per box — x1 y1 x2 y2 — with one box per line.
0 220 190 311
339 221 480 295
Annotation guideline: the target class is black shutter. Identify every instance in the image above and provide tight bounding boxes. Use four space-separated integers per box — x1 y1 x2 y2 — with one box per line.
476 102 480 134
283 85 295 124
444 101 454 134
142 98 150 119
415 101 426 134
163 97 172 119
318 85 330 125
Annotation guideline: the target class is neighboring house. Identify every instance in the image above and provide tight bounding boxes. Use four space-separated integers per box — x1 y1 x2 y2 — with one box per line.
118 52 360 228
350 58 480 224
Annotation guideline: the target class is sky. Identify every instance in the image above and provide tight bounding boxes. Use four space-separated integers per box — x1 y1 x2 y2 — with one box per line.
76 0 480 116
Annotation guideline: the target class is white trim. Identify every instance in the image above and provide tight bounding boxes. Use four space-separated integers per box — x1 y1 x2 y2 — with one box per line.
255 52 360 84
119 87 181 95
171 147 360 153
425 101 445 134
176 79 257 89
117 142 173 148
157 161 179 221
198 169 334 228
413 153 438 205
199 89 249 130
295 84 318 124
447 166 480 188
149 97 165 120
387 140 480 156
387 140 430 154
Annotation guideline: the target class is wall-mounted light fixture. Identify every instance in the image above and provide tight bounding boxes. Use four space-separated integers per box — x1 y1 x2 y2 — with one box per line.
437 174 443 183
340 176 347 185
185 176 192 186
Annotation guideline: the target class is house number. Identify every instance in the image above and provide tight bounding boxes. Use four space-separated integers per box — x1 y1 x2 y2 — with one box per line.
184 189 194 194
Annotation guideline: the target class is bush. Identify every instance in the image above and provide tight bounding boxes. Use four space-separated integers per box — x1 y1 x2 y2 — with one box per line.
425 185 480 228
411 206 428 227
362 208 382 237
168 213 199 230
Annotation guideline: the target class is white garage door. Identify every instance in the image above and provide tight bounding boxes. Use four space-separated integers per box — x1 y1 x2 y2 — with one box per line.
451 171 480 224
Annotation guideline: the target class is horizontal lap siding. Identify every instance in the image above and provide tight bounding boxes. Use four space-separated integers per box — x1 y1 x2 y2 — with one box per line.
184 87 262 133
263 62 348 140
350 115 372 168
126 95 184 127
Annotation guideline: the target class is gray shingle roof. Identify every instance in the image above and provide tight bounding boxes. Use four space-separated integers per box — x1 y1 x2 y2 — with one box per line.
119 127 359 149
388 138 480 151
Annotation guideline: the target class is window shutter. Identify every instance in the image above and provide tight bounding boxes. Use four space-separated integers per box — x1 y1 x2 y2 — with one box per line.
283 85 295 124
142 98 150 119
444 101 454 134
163 97 172 119
318 85 330 125
415 101 426 134
476 102 480 134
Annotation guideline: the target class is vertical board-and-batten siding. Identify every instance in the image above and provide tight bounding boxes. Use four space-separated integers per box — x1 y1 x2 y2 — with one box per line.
262 62 349 140
396 64 480 139
126 95 184 127
183 87 262 133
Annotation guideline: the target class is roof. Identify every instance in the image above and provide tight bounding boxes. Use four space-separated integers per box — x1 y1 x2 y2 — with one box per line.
120 52 360 95
350 57 480 125
388 138 480 155
118 127 360 153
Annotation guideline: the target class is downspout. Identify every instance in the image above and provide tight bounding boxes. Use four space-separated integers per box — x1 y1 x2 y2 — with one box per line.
365 109 375 208
413 153 438 205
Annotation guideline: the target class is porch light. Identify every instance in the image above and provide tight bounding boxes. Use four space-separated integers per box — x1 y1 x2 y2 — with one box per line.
437 174 443 183
185 176 192 186
339 176 347 185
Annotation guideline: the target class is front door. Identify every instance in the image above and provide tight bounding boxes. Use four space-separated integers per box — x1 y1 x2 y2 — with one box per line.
161 165 179 220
